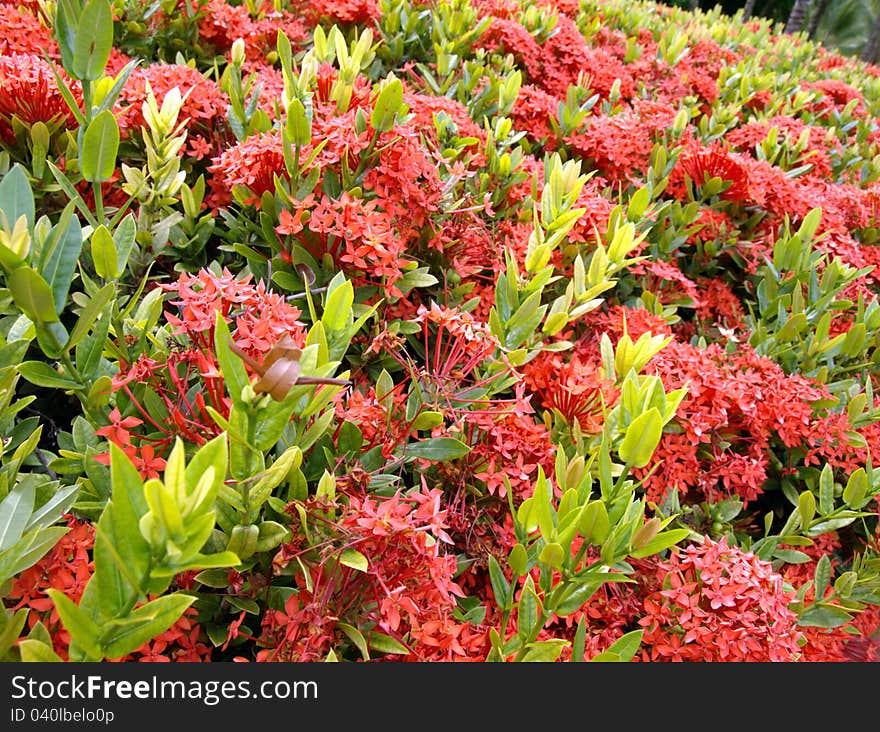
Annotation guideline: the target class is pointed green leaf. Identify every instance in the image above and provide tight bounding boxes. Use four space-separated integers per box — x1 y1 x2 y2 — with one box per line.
90 224 118 279
46 589 103 660
618 408 663 468
80 110 119 182
405 437 470 461
0 482 35 552
339 548 369 572
0 164 34 230
8 267 59 324
18 638 64 662
602 629 643 662
101 594 195 659
72 0 114 81
17 362 79 390
367 631 410 656
39 203 82 316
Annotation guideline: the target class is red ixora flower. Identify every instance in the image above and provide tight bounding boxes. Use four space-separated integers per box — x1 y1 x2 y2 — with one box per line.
639 536 804 661
0 54 78 144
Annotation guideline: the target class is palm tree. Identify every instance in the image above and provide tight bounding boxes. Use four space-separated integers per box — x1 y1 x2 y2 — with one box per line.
785 0 813 33
863 10 880 61
806 0 833 36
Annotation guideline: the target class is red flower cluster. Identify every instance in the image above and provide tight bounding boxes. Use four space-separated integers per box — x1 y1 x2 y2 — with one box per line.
638 537 803 661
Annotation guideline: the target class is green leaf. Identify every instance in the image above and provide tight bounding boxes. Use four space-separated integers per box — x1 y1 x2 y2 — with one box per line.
520 639 568 662
602 629 643 662
183 432 227 517
226 524 259 561
539 542 565 569
0 608 28 657
487 554 512 611
253 522 288 553
798 603 853 629
285 98 311 147
17 638 64 662
55 0 80 77
39 204 82 316
405 437 470 461
371 77 404 133
101 593 195 659
80 110 119 182
508 543 528 576
818 464 834 516
0 527 69 584
842 468 868 509
90 224 118 279
798 490 816 530
814 554 831 601
367 631 410 656
339 548 369 572
94 444 150 618
337 622 369 661
17 362 79 390
322 277 353 331
74 299 113 378
214 312 249 405
0 164 34 230
0 482 35 552
46 589 103 660
72 0 114 81
618 408 663 468
113 213 137 275
8 267 59 324
517 578 539 641
410 411 444 431
628 528 690 558
553 579 602 616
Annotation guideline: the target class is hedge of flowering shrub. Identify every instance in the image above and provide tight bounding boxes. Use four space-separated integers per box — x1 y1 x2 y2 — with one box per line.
1 0 880 663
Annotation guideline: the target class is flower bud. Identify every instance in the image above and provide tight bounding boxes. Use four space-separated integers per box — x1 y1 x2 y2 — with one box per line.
231 38 246 66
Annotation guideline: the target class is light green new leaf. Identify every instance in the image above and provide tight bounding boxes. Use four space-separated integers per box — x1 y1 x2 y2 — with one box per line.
618 408 663 468
101 593 196 659
90 225 118 279
80 110 120 182
46 589 103 660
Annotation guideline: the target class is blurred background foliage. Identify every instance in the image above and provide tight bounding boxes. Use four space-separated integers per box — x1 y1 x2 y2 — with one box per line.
669 0 880 63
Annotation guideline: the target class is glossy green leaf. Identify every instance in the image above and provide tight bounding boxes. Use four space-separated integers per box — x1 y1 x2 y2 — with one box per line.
74 300 113 379
337 622 369 661
80 110 119 182
17 638 63 662
520 639 568 662
39 205 82 317
8 267 58 324
90 225 118 279
405 437 470 461
0 481 35 552
797 602 853 629
0 164 34 230
339 548 369 572
101 593 195 659
602 629 643 662
628 528 690 558
72 0 114 81
487 554 512 611
17 362 79 390
618 408 663 468
367 631 410 656
46 589 103 660
214 312 250 406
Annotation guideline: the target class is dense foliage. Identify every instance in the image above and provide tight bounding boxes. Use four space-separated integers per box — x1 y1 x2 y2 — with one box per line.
1 0 880 662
